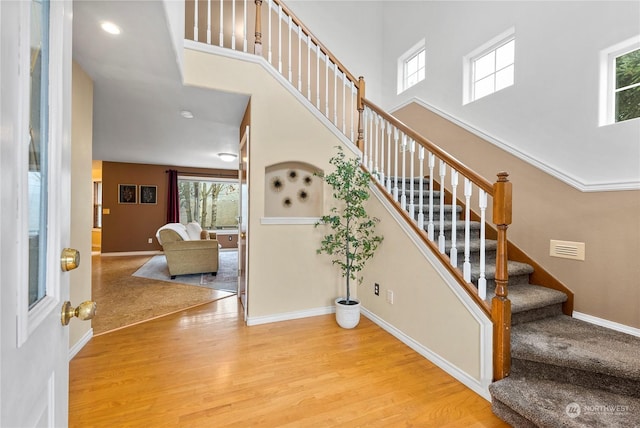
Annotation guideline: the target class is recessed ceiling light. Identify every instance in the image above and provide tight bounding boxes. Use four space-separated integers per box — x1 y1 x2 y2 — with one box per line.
180 110 194 119
101 21 121 35
218 153 238 162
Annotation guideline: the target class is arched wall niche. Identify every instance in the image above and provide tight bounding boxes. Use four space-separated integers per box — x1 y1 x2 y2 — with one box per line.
264 161 323 218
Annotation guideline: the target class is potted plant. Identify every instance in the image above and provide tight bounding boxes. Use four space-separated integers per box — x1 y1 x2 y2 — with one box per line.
315 146 383 328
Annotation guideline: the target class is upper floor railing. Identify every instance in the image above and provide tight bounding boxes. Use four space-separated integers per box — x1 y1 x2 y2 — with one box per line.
184 0 512 381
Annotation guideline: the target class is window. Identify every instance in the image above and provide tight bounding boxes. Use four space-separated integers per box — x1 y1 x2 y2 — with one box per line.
464 28 515 104
615 49 640 122
600 36 640 125
397 39 426 93
178 177 239 230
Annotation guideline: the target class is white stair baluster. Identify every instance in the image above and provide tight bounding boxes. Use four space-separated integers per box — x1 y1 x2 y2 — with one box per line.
205 0 210 44
408 139 415 220
400 135 408 210
232 0 236 49
450 170 459 267
297 25 302 91
386 123 392 192
374 115 380 178
287 15 292 82
219 0 223 46
350 81 356 142
243 0 248 52
333 65 338 126
342 72 346 134
478 190 488 300
267 0 272 63
463 179 472 282
417 147 425 229
367 111 374 172
315 47 320 109
362 108 369 168
306 36 311 99
438 160 446 254
393 128 399 202
278 5 282 73
325 57 329 117
427 153 435 241
379 120 386 185
194 0 199 41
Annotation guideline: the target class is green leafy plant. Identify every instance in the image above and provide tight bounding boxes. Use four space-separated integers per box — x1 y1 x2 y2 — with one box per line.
315 146 383 304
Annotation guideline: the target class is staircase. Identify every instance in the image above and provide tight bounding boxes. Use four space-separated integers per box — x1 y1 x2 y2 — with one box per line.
399 179 640 427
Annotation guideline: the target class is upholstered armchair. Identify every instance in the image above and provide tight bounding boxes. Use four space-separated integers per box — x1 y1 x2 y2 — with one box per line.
155 223 219 279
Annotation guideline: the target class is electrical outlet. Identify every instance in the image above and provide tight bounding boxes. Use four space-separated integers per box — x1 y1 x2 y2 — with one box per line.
148 238 153 244
386 290 394 304
374 283 380 296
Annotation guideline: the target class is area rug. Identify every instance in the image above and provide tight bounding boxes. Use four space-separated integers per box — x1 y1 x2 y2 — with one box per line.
132 250 238 293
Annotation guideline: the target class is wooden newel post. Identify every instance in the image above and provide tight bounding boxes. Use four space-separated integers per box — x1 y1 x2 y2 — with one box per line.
492 171 512 381
254 0 263 55
356 76 366 152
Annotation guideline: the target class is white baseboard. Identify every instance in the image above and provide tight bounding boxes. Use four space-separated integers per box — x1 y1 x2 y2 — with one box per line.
361 308 491 401
100 250 163 257
69 328 93 361
573 311 640 338
246 306 334 326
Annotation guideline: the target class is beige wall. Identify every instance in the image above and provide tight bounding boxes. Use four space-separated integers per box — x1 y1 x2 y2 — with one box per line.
184 48 487 384
394 102 640 329
70 61 94 348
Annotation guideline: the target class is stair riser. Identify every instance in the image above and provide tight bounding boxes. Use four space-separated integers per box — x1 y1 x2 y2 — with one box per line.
490 398 537 428
511 358 640 399
511 303 564 325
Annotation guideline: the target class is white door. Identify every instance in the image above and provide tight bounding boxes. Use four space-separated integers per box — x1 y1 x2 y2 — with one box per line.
238 126 249 321
1 1 78 426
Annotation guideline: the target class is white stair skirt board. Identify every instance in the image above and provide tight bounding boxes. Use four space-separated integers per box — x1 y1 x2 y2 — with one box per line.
573 311 640 338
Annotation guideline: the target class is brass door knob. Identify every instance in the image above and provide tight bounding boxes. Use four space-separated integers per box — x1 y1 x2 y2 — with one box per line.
61 301 96 326
60 248 80 272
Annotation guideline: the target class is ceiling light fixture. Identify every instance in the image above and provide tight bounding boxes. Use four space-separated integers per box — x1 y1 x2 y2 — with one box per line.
218 153 238 162
101 21 121 35
180 110 194 119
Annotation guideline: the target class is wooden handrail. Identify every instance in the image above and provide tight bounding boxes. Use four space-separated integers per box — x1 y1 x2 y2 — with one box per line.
361 98 494 196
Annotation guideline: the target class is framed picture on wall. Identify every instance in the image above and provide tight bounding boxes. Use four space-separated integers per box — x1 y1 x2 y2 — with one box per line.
139 185 157 204
118 184 137 204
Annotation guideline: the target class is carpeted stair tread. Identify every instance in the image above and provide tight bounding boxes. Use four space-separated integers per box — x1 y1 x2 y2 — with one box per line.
489 374 640 427
511 315 640 382
485 284 567 314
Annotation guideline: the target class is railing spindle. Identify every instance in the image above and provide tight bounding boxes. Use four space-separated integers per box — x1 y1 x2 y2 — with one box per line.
478 190 487 299
277 4 282 73
401 135 407 210
427 152 435 241
243 0 248 52
463 179 472 282
417 146 425 229
219 0 224 47
408 139 415 220
379 120 386 185
450 170 459 267
287 15 292 82
306 35 311 99
297 25 301 91
232 0 237 49
438 160 446 254
393 128 399 202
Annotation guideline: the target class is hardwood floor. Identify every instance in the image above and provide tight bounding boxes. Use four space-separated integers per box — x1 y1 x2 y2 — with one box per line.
70 274 508 427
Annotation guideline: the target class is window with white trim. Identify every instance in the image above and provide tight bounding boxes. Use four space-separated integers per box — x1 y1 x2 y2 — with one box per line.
397 39 425 93
464 28 515 104
600 36 640 125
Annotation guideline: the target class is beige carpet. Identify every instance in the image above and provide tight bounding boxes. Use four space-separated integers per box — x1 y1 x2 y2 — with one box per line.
91 254 235 335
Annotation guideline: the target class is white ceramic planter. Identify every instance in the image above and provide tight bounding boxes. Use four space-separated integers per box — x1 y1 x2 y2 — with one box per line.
335 297 361 329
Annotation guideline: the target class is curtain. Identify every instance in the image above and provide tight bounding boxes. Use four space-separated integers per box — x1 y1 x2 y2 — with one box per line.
167 169 179 223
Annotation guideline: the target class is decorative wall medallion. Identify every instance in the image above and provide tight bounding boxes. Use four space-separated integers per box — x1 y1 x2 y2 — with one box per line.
303 175 313 186
283 197 292 207
287 170 298 181
271 176 284 192
298 189 309 202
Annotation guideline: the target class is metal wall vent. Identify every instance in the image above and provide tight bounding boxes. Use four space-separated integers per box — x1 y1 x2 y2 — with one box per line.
550 240 586 261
